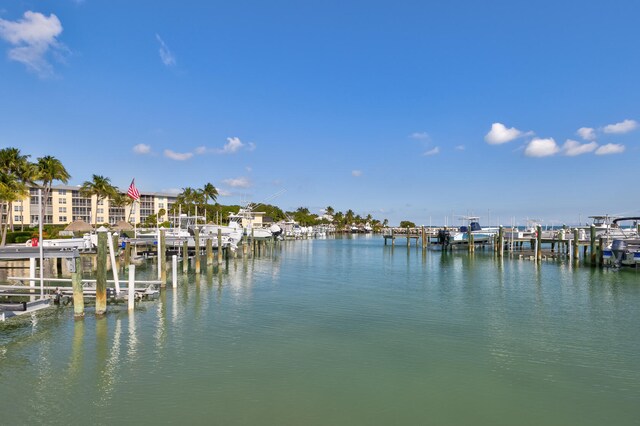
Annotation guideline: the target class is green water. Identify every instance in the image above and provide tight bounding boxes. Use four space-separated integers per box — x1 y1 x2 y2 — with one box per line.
1 236 639 425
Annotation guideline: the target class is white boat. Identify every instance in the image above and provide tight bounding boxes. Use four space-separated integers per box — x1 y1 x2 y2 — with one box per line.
601 217 640 267
449 217 498 244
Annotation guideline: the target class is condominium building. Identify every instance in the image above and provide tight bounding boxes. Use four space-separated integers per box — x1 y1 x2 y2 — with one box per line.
8 185 177 227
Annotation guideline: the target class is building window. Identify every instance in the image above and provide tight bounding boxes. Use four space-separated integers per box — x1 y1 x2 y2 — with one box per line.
14 215 23 222
159 203 165 209
97 216 104 223
58 189 66 195
14 205 22 212
97 208 104 214
59 207 67 213
59 198 66 204
59 216 67 222
97 200 104 206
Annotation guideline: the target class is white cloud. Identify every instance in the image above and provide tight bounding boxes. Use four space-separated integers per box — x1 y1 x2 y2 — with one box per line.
455 145 465 151
218 189 232 196
133 143 151 154
595 143 625 155
194 146 207 155
155 34 175 66
247 142 256 151
576 127 596 141
423 147 440 156
562 139 597 156
0 11 66 76
218 137 247 154
603 119 638 134
223 177 251 188
524 138 560 157
163 149 193 161
351 170 362 177
409 132 429 140
484 122 525 145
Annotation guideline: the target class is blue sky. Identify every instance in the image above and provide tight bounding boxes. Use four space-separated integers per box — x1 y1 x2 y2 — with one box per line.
1 1 638 226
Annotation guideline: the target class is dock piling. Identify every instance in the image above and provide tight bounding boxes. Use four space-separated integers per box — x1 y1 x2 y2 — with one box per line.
128 265 135 310
172 255 178 289
96 230 107 316
72 256 84 317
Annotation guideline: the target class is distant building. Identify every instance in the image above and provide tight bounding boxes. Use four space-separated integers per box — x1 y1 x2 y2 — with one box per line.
8 185 177 227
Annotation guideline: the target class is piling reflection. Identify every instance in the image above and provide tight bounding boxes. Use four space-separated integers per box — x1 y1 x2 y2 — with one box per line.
68 318 85 382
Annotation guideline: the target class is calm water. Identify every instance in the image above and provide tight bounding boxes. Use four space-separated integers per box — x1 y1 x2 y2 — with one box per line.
1 236 639 425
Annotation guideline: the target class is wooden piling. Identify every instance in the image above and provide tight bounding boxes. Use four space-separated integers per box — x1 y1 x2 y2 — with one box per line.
182 239 188 273
217 228 223 264
72 256 84 318
498 226 504 257
406 227 410 248
206 237 213 266
573 228 580 260
589 224 596 266
96 231 107 316
124 241 130 267
160 229 167 287
194 228 201 273
391 228 395 247
536 225 542 261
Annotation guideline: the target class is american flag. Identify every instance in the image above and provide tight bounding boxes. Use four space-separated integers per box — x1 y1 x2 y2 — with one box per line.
127 178 140 201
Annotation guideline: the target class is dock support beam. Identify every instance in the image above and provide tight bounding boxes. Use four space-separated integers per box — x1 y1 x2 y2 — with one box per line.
217 229 223 265
573 228 579 260
498 226 504 257
182 240 188 273
536 225 542 261
590 224 596 266
206 238 213 266
72 256 84 317
194 229 201 274
160 230 166 286
128 265 135 310
96 231 107 316
172 255 178 289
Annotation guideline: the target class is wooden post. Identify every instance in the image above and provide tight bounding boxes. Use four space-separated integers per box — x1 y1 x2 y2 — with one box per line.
498 226 504 258
217 228 223 264
590 224 596 266
72 256 84 318
536 225 542 261
160 229 167 287
573 228 580 260
182 239 188 273
206 237 213 266
96 230 107 316
252 228 256 255
128 265 135 310
406 227 410 247
107 232 120 293
194 228 201 273
172 255 178 288
421 226 426 248
598 237 604 267
124 241 130 268
391 228 395 247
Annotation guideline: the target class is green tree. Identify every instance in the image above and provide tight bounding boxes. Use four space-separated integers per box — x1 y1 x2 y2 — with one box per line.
0 148 33 244
399 220 416 228
325 206 335 216
36 155 70 221
80 175 118 227
202 183 218 205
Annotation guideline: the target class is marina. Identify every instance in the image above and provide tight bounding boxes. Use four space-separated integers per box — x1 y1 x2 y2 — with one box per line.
1 235 639 425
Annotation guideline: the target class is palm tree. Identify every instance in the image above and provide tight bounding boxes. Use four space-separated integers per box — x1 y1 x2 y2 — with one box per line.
36 155 70 221
0 173 28 245
80 175 118 227
345 209 355 225
0 148 33 243
202 183 218 205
